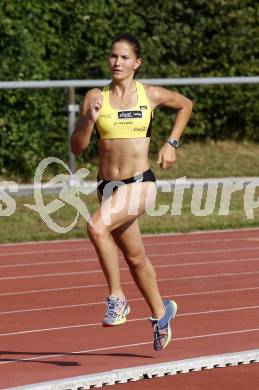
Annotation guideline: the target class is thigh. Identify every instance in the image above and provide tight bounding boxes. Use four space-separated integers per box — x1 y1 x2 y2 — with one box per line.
91 181 157 233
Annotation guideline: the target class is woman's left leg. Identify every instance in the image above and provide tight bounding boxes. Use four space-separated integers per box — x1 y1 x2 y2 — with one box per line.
110 194 178 351
112 219 164 319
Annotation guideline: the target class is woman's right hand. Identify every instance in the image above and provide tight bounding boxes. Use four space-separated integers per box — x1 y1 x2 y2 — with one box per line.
71 89 103 155
89 94 103 122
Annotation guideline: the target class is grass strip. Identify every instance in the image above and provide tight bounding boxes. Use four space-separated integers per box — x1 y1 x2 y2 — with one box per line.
1 187 258 243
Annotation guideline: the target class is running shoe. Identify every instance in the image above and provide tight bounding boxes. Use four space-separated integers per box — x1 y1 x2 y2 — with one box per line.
149 300 178 351
102 295 131 327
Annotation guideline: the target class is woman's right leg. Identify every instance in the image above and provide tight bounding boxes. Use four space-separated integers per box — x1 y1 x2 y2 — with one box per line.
87 186 148 326
86 191 124 299
87 182 156 300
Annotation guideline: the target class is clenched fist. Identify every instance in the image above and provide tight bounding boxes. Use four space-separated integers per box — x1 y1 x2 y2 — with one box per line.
89 94 103 122
157 143 176 170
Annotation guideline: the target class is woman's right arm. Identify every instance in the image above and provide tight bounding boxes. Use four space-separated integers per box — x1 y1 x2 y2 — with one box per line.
70 88 103 155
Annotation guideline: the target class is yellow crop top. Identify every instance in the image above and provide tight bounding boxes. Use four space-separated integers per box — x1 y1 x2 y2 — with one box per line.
95 81 153 139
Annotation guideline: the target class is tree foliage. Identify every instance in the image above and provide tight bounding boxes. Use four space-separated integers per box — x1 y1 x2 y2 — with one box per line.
0 0 258 177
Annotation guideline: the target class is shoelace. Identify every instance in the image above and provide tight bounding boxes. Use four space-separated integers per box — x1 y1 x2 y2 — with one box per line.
153 322 161 341
106 298 122 318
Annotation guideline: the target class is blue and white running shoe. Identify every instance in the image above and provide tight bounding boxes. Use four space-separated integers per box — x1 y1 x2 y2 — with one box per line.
149 300 178 351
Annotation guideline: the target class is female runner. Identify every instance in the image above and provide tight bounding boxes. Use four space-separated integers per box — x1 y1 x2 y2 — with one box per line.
71 33 192 351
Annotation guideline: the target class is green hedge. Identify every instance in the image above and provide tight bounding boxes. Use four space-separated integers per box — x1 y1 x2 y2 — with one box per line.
0 0 258 178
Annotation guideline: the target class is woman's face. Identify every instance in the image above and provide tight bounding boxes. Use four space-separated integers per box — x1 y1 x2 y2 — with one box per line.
108 41 142 80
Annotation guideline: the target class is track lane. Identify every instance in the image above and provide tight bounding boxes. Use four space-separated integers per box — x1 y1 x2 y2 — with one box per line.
1 229 259 388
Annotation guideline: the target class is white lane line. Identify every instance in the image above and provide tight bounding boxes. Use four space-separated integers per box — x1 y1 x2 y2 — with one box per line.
1 254 259 270
1 237 259 258
0 258 97 268
143 227 259 236
157 257 259 269
0 283 108 296
1 327 259 367
0 270 103 281
1 246 259 280
0 305 258 337
0 247 94 257
1 270 259 296
1 286 259 316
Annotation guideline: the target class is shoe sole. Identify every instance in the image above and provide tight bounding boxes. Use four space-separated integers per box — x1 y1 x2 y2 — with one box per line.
102 305 131 327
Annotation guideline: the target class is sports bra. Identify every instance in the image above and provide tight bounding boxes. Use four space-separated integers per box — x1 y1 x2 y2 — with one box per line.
95 81 153 139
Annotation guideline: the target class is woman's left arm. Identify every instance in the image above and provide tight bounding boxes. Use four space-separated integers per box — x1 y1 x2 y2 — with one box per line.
145 85 193 170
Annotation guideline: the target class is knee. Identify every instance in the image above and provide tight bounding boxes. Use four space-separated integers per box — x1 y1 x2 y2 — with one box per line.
87 220 109 242
125 252 147 270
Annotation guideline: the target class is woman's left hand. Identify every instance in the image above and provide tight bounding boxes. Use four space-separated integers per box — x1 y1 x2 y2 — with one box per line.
157 143 176 170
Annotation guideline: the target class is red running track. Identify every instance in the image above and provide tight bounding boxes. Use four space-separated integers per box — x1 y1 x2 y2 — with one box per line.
0 228 259 389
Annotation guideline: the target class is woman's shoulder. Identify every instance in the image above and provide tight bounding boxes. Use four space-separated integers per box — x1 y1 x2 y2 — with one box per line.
141 83 165 109
142 83 164 98
142 83 179 109
141 83 160 99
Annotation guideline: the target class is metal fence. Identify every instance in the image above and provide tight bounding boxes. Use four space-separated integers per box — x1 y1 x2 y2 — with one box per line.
1 77 259 173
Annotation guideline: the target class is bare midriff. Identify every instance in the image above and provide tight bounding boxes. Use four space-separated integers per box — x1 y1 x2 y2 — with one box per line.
97 138 150 180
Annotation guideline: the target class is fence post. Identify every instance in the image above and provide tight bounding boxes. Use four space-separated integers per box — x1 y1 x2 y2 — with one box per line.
68 86 78 174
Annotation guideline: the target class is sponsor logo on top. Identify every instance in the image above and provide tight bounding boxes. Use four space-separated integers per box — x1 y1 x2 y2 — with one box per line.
118 110 143 119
